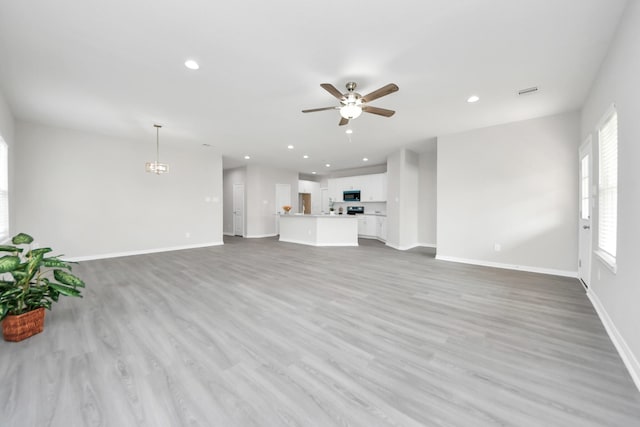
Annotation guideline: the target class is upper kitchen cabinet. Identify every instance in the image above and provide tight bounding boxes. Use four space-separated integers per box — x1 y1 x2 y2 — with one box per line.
327 173 387 203
328 178 341 202
360 173 387 202
298 179 319 194
340 175 363 192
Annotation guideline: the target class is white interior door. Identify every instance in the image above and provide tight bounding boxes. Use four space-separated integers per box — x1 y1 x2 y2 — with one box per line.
233 184 244 236
275 183 291 235
578 138 593 288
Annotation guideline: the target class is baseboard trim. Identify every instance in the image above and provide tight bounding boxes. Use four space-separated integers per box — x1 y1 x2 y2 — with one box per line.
418 242 437 248
223 232 234 236
279 238 358 247
245 234 278 239
587 290 640 392
385 242 422 251
434 255 577 278
65 241 225 262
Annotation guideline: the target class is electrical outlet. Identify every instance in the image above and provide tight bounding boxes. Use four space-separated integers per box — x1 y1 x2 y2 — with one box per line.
185 232 191 238
494 243 501 252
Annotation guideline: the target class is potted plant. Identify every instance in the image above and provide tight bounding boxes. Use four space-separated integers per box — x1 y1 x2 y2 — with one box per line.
0 232 85 342
329 198 335 214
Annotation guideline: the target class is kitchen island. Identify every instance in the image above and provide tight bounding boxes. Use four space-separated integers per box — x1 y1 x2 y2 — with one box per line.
279 214 358 246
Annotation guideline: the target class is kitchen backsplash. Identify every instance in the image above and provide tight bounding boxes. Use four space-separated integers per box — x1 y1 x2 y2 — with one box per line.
334 201 386 215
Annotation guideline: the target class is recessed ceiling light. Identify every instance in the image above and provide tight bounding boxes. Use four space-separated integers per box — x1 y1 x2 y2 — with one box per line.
287 145 294 149
325 163 331 168
467 95 480 103
184 60 199 70
244 155 250 160
312 171 317 174
345 129 353 134
362 157 369 162
303 155 309 159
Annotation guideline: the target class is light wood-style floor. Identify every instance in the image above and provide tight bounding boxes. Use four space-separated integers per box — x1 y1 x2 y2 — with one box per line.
1 237 639 427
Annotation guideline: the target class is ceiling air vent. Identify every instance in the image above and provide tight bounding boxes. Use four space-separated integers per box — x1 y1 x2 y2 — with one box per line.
518 86 539 96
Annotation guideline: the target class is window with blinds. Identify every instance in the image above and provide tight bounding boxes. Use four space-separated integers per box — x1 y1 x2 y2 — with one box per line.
0 138 8 242
597 108 618 269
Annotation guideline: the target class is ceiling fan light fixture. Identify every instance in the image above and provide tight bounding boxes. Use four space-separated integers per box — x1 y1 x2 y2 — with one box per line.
340 104 362 119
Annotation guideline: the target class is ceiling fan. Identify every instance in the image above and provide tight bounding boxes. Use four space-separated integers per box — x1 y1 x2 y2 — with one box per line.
302 81 399 126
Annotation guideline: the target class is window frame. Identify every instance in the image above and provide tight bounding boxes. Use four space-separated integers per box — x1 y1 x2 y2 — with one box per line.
0 137 8 243
594 104 618 273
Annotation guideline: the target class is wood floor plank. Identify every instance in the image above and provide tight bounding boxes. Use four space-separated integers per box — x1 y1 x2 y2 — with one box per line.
1 236 639 426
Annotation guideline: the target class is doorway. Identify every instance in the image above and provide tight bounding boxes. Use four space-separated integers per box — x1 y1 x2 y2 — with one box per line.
299 193 311 214
233 184 245 237
578 137 593 289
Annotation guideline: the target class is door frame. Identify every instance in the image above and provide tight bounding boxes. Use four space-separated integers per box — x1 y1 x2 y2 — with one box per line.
233 183 245 237
578 136 593 289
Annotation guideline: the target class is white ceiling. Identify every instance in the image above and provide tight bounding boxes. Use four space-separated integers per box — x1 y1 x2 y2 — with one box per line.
0 0 627 174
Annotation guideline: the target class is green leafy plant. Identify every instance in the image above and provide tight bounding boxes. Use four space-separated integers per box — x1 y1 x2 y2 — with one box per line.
0 232 84 320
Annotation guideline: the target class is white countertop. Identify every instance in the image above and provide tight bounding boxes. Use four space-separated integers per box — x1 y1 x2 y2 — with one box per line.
281 214 357 218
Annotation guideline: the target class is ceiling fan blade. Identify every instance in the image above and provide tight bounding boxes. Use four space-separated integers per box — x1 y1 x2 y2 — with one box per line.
362 106 396 117
339 117 349 126
302 106 339 113
321 83 345 101
362 83 399 103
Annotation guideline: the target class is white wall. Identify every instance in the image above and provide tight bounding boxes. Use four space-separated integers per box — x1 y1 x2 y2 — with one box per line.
14 121 223 258
580 0 640 388
223 167 246 235
0 91 13 146
418 145 437 246
437 112 579 276
386 148 419 250
245 164 298 237
0 90 15 238
327 164 387 178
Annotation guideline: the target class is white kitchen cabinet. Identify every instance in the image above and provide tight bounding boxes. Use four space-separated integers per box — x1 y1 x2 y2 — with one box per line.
376 216 387 241
342 175 362 191
328 173 387 203
328 178 341 202
367 173 388 201
358 215 377 237
373 173 387 202
357 215 367 235
358 173 387 202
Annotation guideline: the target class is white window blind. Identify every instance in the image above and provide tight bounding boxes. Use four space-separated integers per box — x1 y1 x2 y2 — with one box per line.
0 138 8 242
597 109 618 262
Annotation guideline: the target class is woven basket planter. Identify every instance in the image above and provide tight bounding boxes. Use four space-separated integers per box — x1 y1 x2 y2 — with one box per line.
2 307 46 342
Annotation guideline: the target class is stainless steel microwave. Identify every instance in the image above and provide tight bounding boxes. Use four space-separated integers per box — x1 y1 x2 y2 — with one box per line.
343 190 361 201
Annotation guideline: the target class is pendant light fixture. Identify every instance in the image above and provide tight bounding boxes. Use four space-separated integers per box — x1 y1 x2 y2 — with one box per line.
145 124 168 174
